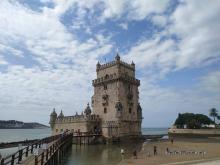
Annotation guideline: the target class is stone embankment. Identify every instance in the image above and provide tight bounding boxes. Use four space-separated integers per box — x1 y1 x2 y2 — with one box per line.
168 128 220 137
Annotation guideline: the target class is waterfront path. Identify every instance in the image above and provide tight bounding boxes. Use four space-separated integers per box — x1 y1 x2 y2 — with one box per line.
0 133 72 165
0 132 102 165
20 140 56 165
119 139 220 165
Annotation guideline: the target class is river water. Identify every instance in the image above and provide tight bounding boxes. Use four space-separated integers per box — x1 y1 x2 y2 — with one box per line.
0 128 168 164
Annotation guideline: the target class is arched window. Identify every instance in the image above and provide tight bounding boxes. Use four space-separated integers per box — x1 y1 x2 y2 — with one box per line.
104 107 107 113
129 108 132 114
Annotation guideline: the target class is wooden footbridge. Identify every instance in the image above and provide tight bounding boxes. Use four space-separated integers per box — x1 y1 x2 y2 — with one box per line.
0 132 102 165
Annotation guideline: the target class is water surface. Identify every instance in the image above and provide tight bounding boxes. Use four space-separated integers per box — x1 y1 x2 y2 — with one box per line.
65 143 142 165
0 128 167 161
0 128 51 143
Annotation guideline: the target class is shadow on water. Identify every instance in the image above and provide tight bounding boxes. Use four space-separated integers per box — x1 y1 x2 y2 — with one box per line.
65 142 143 165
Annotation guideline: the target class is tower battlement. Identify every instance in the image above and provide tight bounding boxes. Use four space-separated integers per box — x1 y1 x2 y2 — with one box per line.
92 73 140 86
97 60 135 71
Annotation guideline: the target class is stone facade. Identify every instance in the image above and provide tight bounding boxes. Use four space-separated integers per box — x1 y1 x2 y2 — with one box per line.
50 104 101 135
50 54 142 138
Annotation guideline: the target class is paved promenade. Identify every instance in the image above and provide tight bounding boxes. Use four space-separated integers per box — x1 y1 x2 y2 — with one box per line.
192 159 220 165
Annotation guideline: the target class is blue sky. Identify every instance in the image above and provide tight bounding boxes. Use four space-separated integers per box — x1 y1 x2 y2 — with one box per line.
0 0 220 127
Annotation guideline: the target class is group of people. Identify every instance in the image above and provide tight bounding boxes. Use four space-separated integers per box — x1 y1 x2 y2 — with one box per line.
120 139 174 159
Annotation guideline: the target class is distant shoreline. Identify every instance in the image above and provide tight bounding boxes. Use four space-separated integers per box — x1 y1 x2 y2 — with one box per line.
0 127 49 129
0 120 49 129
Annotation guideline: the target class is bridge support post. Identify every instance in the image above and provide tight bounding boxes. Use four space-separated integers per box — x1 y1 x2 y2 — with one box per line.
11 154 15 165
26 146 29 157
18 149 23 163
34 156 38 165
0 158 4 165
41 152 44 165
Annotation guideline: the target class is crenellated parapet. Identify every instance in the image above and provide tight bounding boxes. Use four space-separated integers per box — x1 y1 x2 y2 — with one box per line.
96 58 135 71
55 114 101 124
92 73 140 86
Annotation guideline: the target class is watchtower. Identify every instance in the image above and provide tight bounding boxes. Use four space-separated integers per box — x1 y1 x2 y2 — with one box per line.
92 54 142 138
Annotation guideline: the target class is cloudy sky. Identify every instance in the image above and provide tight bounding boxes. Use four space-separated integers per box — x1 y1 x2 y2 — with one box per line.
0 0 220 127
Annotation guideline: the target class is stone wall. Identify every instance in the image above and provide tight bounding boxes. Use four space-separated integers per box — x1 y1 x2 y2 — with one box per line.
51 115 101 135
168 128 220 137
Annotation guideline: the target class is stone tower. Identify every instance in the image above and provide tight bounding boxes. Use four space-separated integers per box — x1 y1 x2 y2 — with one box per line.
49 108 57 129
92 54 142 138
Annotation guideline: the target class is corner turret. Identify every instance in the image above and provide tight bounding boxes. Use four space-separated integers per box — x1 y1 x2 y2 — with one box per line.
115 53 120 62
49 108 57 129
84 103 92 116
137 103 143 120
96 61 101 71
58 110 64 118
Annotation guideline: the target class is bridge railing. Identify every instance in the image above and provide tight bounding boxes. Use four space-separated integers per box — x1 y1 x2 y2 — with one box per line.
34 133 73 165
0 134 61 165
72 131 102 136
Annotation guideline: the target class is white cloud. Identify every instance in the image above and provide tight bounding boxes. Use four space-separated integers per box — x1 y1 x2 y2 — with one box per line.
151 15 167 27
140 76 220 127
126 0 220 74
0 43 24 58
0 0 113 124
0 56 8 65
0 65 93 123
118 23 128 30
100 0 170 21
0 0 219 127
125 35 177 78
200 70 220 94
102 0 127 19
124 0 220 126
0 0 113 67
170 0 220 69
128 0 170 20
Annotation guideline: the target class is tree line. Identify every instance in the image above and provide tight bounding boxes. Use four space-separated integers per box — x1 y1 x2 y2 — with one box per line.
174 108 219 129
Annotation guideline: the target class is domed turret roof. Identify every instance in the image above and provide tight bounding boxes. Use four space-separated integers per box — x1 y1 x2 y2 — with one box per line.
131 61 135 65
50 108 57 116
115 53 120 61
137 103 142 111
58 110 64 118
84 103 92 115
97 61 101 66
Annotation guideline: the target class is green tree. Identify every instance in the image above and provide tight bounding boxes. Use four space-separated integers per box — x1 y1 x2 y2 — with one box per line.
174 113 213 129
209 108 218 124
217 116 220 124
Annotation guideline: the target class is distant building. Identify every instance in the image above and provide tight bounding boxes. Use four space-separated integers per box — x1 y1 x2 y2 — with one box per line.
49 54 142 138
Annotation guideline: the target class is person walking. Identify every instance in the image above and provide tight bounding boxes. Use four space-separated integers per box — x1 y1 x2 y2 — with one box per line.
121 149 125 160
133 150 137 159
171 138 174 144
154 146 157 156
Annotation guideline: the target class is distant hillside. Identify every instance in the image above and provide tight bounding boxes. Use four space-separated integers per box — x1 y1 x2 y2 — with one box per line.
0 120 49 129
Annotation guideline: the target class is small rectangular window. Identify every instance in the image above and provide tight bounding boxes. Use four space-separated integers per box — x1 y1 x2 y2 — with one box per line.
129 108 132 114
104 84 107 90
104 108 107 113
